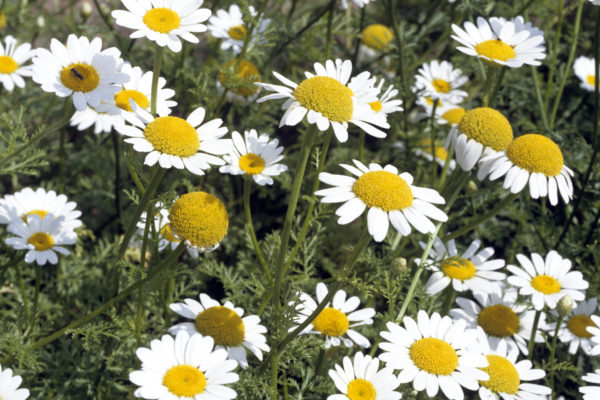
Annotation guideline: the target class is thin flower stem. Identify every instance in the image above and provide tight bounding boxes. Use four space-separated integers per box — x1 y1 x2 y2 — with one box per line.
57 127 66 193
31 267 42 327
549 314 564 399
325 1 335 60
489 67 506 108
237 0 269 61
111 131 122 231
243 178 271 281
436 141 455 190
351 8 366 67
482 65 496 107
516 0 538 15
440 285 456 316
91 0 130 59
543 0 564 114
387 0 406 92
135 203 154 345
15 262 30 323
150 45 164 117
358 131 366 163
531 66 550 132
527 309 542 360
429 100 439 186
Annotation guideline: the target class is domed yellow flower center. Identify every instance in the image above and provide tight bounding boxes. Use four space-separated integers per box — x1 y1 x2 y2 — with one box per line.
478 305 520 337
347 378 376 400
239 153 265 175
144 116 199 157
587 75 596 86
506 134 564 177
27 232 54 251
0 55 18 74
169 191 229 249
143 7 181 33
530 274 561 295
457 107 513 151
160 224 179 243
369 100 382 113
480 355 520 395
312 307 349 337
441 107 466 125
567 314 596 338
195 306 245 346
228 25 247 40
163 365 206 397
114 89 149 112
432 79 451 93
60 63 100 93
441 258 476 281
22 209 49 223
475 39 516 62
352 170 413 212
361 24 393 51
293 76 354 123
409 338 459 375
218 59 261 97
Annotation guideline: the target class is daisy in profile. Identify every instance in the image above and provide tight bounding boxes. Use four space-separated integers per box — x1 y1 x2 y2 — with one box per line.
418 237 506 295
452 16 545 68
478 134 574 205
574 56 597 92
219 129 287 186
130 331 238 399
327 352 402 400
413 139 456 171
379 310 489 399
413 60 468 103
290 282 375 348
580 370 600 400
0 364 29 400
341 0 374 9
357 24 393 64
111 0 211 53
32 35 128 111
548 298 599 355
70 107 124 134
369 79 403 117
207 4 268 54
168 293 269 369
418 100 466 127
217 59 261 104
316 160 447 242
116 105 230 175
0 35 35 91
256 59 389 143
507 250 588 311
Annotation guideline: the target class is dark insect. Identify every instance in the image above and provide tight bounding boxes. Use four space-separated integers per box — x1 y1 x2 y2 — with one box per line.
70 68 84 80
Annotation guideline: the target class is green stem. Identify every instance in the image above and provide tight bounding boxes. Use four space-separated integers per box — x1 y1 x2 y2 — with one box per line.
15 263 29 323
243 178 271 281
58 128 66 193
237 0 269 61
549 314 564 399
111 131 122 231
135 203 154 345
527 309 542 360
489 67 506 108
358 131 365 163
436 140 455 190
150 45 164 116
543 0 564 114
387 0 406 93
531 66 550 132
482 65 496 107
516 0 538 15
440 285 456 316
31 267 42 326
429 100 439 186
325 1 335 60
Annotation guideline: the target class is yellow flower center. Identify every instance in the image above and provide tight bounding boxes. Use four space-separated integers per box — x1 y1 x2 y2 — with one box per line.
169 192 229 249
293 76 354 123
195 306 245 346
347 378 376 400
432 78 451 93
312 307 349 337
22 209 49 223
163 365 206 397
441 107 466 125
475 39 517 63
361 24 393 51
0 55 18 74
60 63 100 93
228 25 247 40
418 139 448 161
409 338 459 375
144 116 199 157
478 305 520 337
114 89 149 112
441 258 476 281
567 314 596 338
143 7 181 33
479 355 520 395
352 170 413 212
27 232 54 251
369 100 383 113
218 59 261 97
530 274 561 295
425 96 443 106
457 107 513 151
587 75 596 86
505 134 564 177
239 153 265 175
160 224 179 243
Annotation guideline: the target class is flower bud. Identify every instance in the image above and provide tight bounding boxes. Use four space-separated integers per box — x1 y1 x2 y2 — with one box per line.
36 15 45 28
80 2 93 19
392 257 407 273
466 180 478 193
557 295 573 317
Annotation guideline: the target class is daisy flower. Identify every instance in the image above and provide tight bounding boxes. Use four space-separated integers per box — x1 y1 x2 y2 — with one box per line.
369 79 403 117
219 129 287 186
207 4 268 54
168 293 269 369
290 282 375 348
315 160 448 242
587 315 600 354
412 139 457 171
129 331 238 399
111 0 211 53
580 370 600 400
379 310 489 400
0 364 29 400
507 250 588 311
574 56 597 92
0 35 35 91
327 352 402 400
256 59 389 143
418 237 506 295
446 107 513 171
341 0 375 9
70 107 124 134
217 58 261 104
418 99 466 127
478 134 574 205
548 298 599 355
413 60 468 103
32 34 128 111
451 16 545 68
357 24 393 64
115 105 231 175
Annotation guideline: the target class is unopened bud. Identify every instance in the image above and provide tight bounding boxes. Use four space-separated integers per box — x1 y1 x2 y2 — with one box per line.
466 180 478 193
36 15 45 28
392 257 407 272
80 2 93 19
557 295 573 317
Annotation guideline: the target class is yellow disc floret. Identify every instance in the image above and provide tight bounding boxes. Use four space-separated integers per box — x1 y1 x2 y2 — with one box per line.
530 275 561 295
587 75 596 86
475 39 516 63
409 338 459 375
312 307 349 337
228 25 247 40
22 210 49 223
432 79 451 93
27 232 54 251
144 116 199 157
293 76 354 123
163 365 206 397
218 59 261 97
347 378 376 400
441 258 476 281
567 314 596 338
506 134 564 176
441 107 466 125
352 171 413 211
479 355 520 394
195 306 245 346
478 305 520 337
457 107 513 151
160 224 179 243
0 55 18 74
60 63 100 93
169 192 229 249
143 8 181 33
239 153 266 175
361 24 393 51
114 89 150 112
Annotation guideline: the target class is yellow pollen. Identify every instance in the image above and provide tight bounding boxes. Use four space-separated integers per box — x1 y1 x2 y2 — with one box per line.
409 338 459 375
432 79 451 93
22 210 49 223
144 116 199 157
160 224 179 243
169 192 229 249
475 39 517 63
478 305 520 337
587 75 596 86
457 107 513 151
530 275 561 295
228 25 247 40
442 107 466 125
441 258 476 281
60 63 100 93
506 134 564 177
369 100 383 113
352 170 413 212
239 153 265 175
347 378 376 400
479 355 520 395
312 307 349 337
27 232 54 251
293 76 354 123
195 306 245 346
218 59 261 97
163 365 206 397
114 89 149 112
143 7 181 33
0 55 18 74
567 314 596 338
361 24 393 51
